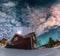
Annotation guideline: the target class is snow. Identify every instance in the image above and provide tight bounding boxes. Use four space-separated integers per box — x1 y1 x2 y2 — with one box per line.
0 46 60 56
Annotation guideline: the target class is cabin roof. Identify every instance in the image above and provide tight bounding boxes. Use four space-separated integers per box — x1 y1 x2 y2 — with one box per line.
15 32 35 38
24 32 35 38
11 32 36 39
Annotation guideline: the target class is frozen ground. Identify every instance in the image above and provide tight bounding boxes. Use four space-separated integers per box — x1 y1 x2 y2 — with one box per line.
0 46 60 56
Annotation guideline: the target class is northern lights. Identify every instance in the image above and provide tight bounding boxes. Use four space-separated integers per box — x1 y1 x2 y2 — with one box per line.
37 26 60 47
0 0 60 47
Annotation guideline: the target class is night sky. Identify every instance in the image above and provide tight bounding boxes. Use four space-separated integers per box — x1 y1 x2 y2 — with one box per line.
0 0 60 47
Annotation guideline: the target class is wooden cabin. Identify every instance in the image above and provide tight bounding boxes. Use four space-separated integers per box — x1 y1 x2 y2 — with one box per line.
6 32 37 49
0 38 7 47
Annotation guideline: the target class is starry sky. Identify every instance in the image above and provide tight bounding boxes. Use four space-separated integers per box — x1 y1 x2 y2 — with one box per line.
0 0 60 47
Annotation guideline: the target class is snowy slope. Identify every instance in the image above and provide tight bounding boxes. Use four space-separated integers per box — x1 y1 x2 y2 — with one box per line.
0 46 60 56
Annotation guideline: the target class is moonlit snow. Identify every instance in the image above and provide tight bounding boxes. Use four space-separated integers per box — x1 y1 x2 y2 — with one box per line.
0 46 60 56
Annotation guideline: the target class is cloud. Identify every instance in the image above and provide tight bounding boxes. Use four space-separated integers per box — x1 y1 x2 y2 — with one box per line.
0 0 60 38
0 11 6 17
3 1 16 7
18 3 60 36
36 3 60 36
